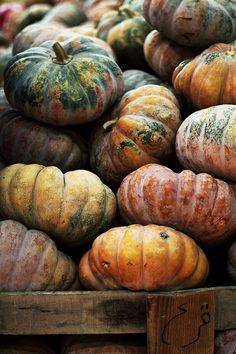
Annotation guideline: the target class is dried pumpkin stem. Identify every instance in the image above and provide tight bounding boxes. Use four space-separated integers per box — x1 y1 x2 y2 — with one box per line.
52 42 72 65
103 118 118 131
119 6 138 18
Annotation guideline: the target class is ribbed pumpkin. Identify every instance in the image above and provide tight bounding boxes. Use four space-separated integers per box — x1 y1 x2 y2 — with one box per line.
17 3 52 32
228 241 236 284
0 164 116 247
143 0 236 48
173 43 236 109
0 219 76 291
123 69 163 93
176 105 236 182
0 337 55 354
79 224 209 291
41 2 86 27
5 36 124 126
61 335 146 354
0 46 12 84
0 110 88 172
117 164 236 246
90 85 181 185
144 30 199 82
84 0 122 22
215 330 236 354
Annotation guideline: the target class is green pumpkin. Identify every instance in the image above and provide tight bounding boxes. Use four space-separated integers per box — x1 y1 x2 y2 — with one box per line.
4 36 124 126
17 4 52 32
41 2 86 27
0 46 12 85
122 69 163 93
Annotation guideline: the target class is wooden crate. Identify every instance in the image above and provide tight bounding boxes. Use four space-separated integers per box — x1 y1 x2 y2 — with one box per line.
0 286 235 353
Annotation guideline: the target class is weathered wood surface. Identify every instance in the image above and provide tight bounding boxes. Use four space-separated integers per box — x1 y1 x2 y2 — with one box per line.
147 289 216 354
0 287 235 335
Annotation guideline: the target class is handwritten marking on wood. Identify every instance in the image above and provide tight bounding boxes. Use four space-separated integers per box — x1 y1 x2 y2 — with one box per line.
147 290 216 354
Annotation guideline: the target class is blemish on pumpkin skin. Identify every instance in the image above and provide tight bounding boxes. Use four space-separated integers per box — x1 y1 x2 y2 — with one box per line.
11 60 31 75
102 261 110 268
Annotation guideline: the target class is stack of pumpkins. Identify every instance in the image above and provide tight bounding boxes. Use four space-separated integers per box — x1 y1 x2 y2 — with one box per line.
0 0 235 351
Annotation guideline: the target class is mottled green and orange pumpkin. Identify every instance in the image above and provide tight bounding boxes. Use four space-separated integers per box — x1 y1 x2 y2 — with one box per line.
90 84 181 185
0 110 88 172
17 3 52 32
143 0 236 48
172 43 236 109
122 69 163 93
0 219 76 291
5 36 124 126
117 164 236 246
0 164 116 247
228 241 236 284
0 336 55 354
144 30 199 82
176 105 236 182
61 335 146 354
84 0 122 22
79 224 209 291
0 46 12 84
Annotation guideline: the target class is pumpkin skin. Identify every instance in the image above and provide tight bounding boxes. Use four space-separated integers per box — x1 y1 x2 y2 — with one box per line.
0 88 11 114
41 2 86 27
117 164 236 247
0 164 116 247
17 4 52 32
122 69 163 93
144 30 199 82
84 0 122 22
176 105 236 182
0 219 76 291
0 46 12 84
61 335 146 354
0 336 55 354
214 330 236 354
5 37 124 126
227 241 236 284
143 0 236 48
79 224 209 291
90 85 181 186
0 110 88 172
172 43 236 109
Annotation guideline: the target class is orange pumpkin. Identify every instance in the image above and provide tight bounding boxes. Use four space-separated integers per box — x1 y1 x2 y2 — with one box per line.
90 85 181 186
144 30 199 82
117 164 236 246
228 241 236 284
79 224 209 291
0 219 76 291
0 164 116 248
172 43 236 109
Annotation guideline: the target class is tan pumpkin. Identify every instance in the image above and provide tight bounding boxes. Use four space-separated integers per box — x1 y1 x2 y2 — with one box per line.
0 164 116 248
228 241 236 285
79 224 209 291
61 335 147 354
0 110 88 172
0 219 76 291
90 85 181 186
175 105 236 182
172 43 236 109
117 164 236 246
144 30 199 82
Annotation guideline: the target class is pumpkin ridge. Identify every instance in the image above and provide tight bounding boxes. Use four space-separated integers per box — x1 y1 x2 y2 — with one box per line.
219 110 231 172
140 227 144 289
25 234 56 291
54 171 66 235
219 62 230 103
7 226 32 290
45 250 59 291
8 165 27 221
115 229 124 285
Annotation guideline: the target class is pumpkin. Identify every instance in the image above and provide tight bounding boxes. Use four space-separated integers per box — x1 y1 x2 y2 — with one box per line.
227 241 236 284
0 109 88 172
122 69 163 94
1 6 24 41
41 2 86 27
117 164 236 247
122 0 143 14
90 85 181 186
0 3 23 29
0 219 76 291
61 335 146 354
17 3 52 32
176 105 236 182
106 13 152 67
172 43 236 109
0 163 116 248
84 0 122 22
215 330 236 354
144 30 199 82
79 224 209 291
0 336 55 354
0 46 12 85
12 23 66 55
5 37 124 126
143 0 236 48
0 88 11 114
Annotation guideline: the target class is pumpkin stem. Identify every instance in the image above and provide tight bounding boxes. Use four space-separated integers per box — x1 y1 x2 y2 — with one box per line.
103 118 118 131
52 42 72 65
118 5 138 18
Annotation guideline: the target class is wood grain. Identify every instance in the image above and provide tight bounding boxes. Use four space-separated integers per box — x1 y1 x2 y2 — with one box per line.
0 287 235 335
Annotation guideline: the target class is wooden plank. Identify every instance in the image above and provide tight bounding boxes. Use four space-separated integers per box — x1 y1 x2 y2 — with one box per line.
147 289 216 354
0 291 147 335
0 287 235 335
